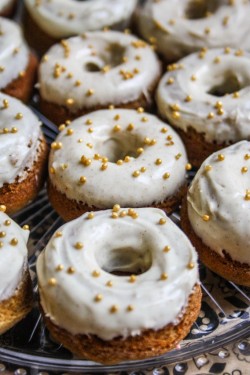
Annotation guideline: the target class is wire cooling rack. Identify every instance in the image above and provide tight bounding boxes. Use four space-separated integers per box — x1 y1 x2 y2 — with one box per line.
0 101 249 374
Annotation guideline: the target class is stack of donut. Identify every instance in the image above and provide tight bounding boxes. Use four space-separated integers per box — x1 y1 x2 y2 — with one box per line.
2 0 250 366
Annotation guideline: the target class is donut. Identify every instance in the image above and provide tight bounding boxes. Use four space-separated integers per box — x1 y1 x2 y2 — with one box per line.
156 47 250 167
0 205 33 334
24 0 138 54
0 0 16 17
0 93 48 214
137 0 250 62
0 17 38 102
39 31 161 125
181 141 250 286
37 207 201 364
48 109 189 221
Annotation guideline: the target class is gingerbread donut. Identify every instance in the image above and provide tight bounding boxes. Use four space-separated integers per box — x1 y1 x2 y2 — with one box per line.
37 207 201 363
48 109 189 221
137 0 250 62
156 47 250 166
39 31 161 125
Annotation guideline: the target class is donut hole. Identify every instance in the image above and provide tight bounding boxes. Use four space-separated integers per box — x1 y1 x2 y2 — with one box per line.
207 72 242 97
84 44 127 72
85 62 102 72
185 0 219 19
96 246 152 276
95 135 145 162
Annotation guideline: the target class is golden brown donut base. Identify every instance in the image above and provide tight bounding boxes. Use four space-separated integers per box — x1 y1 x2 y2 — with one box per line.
2 53 38 103
41 284 201 364
0 137 48 215
181 198 250 287
0 270 33 335
168 126 228 168
47 179 187 222
40 78 160 126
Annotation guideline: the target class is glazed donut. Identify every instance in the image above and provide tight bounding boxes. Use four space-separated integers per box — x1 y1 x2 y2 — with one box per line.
137 0 250 62
0 205 33 334
181 141 250 286
0 93 48 214
0 0 16 17
39 31 161 125
37 207 201 363
25 0 137 39
48 109 188 221
0 17 38 102
156 47 250 166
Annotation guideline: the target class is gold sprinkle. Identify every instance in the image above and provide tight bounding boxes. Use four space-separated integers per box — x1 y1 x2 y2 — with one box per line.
175 153 182 160
111 212 119 219
172 111 181 120
141 116 148 122
80 156 92 166
187 262 195 269
233 92 240 98
132 170 140 177
160 273 168 281
92 270 100 277
15 113 23 120
244 190 250 200
0 66 5 72
242 167 248 173
101 163 108 171
109 104 114 110
10 238 18 246
140 167 146 173
51 142 62 150
4 220 11 226
56 264 64 271
235 49 244 57
191 74 197 81
58 124 66 131
202 214 210 222
66 98 74 106
22 225 29 230
0 205 6 212
87 212 94 220
106 280 113 287
50 167 56 174
67 267 75 274
127 305 134 312
0 242 3 248
0 231 6 238
163 172 170 179
224 47 231 54
214 57 221 64
11 127 18 133
159 218 167 225
113 125 121 132
185 163 192 171
114 114 120 121
75 242 83 250
155 158 162 165
101 65 110 73
85 119 93 125
205 165 212 172
204 27 211 34
2 99 9 109
112 204 121 212
137 147 144 155
129 275 137 283
207 112 214 119
94 294 103 302
185 95 192 102
86 89 95 96
55 231 63 237
117 159 123 165
110 305 119 314
217 154 225 161
119 210 127 217
48 278 57 286
167 77 174 85
163 246 171 253
127 123 134 131
137 107 144 113
124 156 131 163
161 127 168 133
75 80 82 87
217 108 224 116
244 154 250 160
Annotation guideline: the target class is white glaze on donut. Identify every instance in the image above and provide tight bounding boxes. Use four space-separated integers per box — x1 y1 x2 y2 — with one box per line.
137 0 250 61
25 0 138 38
156 48 250 144
49 109 188 208
37 207 199 340
0 209 29 301
187 141 250 265
0 93 43 187
39 32 161 112
0 17 29 90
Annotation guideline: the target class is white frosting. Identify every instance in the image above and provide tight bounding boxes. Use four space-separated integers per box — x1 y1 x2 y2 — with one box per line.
25 0 138 38
0 93 43 187
0 0 13 13
187 141 250 265
0 210 29 301
0 17 29 90
49 109 188 208
37 207 199 340
39 31 161 112
156 48 250 144
137 0 250 61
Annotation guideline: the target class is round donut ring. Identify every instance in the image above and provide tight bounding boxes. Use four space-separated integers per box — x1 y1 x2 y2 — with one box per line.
156 48 250 165
137 0 250 62
37 207 200 362
39 31 161 125
48 109 188 220
24 0 138 39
